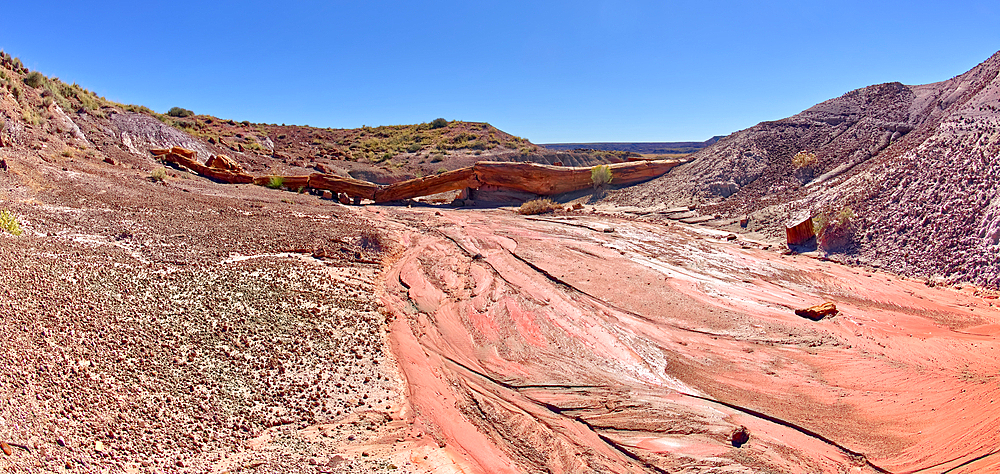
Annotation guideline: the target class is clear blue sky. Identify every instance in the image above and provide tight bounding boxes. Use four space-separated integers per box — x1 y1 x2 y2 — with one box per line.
2 1 998 143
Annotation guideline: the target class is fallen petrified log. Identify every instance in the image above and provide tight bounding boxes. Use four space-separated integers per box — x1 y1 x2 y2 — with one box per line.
472 160 683 196
150 147 685 204
309 173 378 200
795 301 838 320
785 215 815 247
152 146 254 184
373 167 479 203
373 160 685 203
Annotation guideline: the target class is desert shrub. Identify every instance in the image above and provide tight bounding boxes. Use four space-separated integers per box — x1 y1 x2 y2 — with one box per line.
429 118 448 129
816 206 855 251
591 165 613 188
518 198 559 215
406 142 422 153
150 167 167 182
266 176 284 189
792 151 817 168
435 167 448 175
0 209 23 236
23 71 44 88
167 107 194 118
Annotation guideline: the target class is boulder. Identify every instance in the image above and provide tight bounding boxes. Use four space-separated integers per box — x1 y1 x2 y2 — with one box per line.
785 215 815 247
795 302 838 320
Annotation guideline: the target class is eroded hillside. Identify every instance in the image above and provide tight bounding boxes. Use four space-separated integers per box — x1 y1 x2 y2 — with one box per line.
613 50 1000 287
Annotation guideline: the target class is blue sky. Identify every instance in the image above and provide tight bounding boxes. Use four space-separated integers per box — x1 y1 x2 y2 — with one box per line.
2 1 998 143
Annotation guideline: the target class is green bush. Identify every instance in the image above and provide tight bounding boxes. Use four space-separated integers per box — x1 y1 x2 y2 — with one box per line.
591 165 613 188
150 167 167 182
406 142 422 153
23 71 44 88
429 118 448 129
167 107 194 118
0 209 23 236
266 176 284 189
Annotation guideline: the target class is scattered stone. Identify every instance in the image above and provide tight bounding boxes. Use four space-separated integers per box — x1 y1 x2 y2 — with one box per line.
1 441 11 456
730 425 750 447
338 193 351 205
103 157 117 166
726 233 738 241
795 302 838 320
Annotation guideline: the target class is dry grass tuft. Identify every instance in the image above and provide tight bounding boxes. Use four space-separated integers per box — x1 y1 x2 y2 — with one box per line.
518 198 559 215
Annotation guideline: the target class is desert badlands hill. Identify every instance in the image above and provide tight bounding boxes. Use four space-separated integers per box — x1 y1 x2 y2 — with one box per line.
2 48 1000 473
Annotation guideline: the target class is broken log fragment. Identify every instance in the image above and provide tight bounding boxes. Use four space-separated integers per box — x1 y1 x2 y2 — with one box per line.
155 149 254 184
795 302 838 320
785 215 815 247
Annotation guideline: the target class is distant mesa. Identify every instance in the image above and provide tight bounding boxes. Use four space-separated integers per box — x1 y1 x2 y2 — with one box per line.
541 136 722 155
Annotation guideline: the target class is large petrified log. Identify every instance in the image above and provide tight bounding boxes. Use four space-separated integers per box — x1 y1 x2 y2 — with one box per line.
308 173 378 200
149 147 685 203
372 160 684 203
472 160 683 196
373 167 479 203
152 146 254 184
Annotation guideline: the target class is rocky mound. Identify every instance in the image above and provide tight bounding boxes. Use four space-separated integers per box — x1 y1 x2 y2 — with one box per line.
614 49 1000 287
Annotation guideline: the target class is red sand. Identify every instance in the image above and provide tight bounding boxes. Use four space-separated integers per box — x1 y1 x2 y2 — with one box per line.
377 208 1000 473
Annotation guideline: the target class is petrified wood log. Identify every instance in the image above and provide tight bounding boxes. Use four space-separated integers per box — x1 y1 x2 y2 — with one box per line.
308 173 378 200
473 160 683 196
785 215 815 246
374 167 479 203
150 146 197 159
